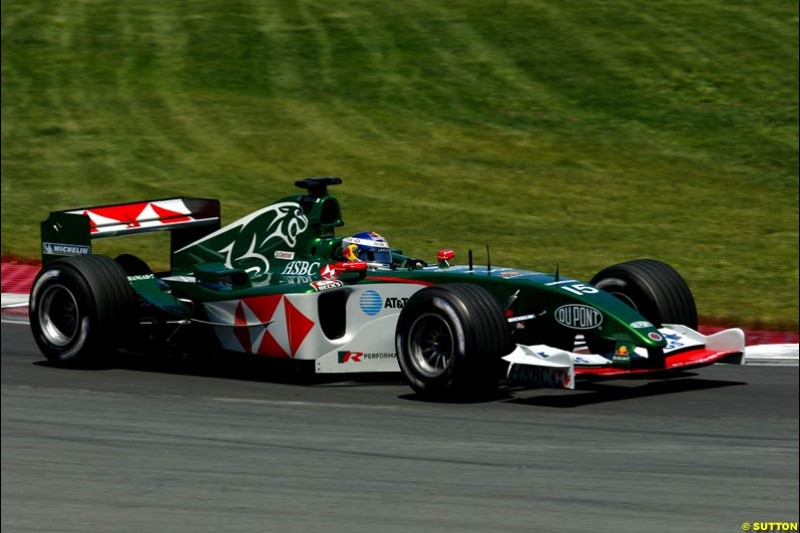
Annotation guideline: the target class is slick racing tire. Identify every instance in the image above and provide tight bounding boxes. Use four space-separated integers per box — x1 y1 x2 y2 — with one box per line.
29 255 138 366
395 283 512 399
114 253 153 276
590 259 698 329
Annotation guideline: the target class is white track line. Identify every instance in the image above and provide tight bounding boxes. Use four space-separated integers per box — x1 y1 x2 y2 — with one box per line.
1 293 29 308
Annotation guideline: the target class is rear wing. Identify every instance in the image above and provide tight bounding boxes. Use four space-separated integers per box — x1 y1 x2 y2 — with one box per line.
41 197 220 266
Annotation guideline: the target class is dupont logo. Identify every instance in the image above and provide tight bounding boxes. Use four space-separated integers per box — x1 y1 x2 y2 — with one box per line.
554 304 603 330
43 242 90 256
338 351 363 363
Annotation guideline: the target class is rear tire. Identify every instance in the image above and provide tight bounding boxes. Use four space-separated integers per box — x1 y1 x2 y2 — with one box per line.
395 283 511 399
590 259 697 328
29 255 137 366
114 253 152 276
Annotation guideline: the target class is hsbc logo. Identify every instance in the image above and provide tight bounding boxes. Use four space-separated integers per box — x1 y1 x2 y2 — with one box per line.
282 261 320 275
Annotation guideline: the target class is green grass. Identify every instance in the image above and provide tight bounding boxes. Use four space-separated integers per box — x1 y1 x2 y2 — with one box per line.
2 0 798 329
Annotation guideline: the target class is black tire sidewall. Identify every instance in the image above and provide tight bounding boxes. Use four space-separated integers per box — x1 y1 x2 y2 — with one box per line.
29 262 98 364
395 284 509 397
591 259 698 329
396 290 468 394
29 256 137 365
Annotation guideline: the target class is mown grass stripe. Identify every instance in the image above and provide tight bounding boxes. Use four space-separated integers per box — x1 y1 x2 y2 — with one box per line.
1 0 796 329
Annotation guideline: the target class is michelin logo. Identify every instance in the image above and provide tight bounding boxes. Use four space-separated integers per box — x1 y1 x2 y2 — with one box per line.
43 242 90 256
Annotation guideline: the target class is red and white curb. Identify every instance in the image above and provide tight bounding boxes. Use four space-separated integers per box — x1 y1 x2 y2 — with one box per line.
1 262 38 295
3 291 796 366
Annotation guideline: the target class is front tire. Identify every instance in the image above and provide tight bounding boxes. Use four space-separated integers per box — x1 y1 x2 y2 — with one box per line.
590 259 698 328
395 284 511 399
29 255 137 366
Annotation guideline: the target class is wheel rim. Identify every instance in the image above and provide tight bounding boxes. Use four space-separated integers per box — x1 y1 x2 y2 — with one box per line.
407 313 455 378
38 284 80 347
609 291 638 311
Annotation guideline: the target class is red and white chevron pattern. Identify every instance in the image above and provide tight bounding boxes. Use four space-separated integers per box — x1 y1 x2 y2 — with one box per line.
204 295 315 358
67 199 194 234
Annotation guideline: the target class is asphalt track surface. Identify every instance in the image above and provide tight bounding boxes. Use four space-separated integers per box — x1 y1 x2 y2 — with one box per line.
2 322 798 533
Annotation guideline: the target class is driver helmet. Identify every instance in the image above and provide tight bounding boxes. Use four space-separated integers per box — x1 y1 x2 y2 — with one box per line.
342 231 392 267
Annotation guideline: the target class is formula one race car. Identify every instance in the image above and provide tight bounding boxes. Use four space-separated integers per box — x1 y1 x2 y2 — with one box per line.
29 177 745 398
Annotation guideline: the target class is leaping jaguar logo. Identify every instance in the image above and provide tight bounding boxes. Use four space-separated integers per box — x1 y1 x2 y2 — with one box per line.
179 202 309 277
261 204 308 249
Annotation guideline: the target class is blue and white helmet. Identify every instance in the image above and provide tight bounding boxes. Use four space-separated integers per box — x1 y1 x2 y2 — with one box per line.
342 231 392 267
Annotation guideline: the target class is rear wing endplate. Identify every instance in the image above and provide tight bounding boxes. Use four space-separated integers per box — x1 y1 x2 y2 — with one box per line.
41 197 220 266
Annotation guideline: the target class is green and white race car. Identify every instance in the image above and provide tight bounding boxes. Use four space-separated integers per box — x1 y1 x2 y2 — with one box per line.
29 177 745 398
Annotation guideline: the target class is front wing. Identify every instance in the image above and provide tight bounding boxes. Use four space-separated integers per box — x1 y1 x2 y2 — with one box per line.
503 325 745 389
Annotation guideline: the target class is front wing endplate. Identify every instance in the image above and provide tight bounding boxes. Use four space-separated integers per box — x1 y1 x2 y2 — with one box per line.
503 325 745 389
